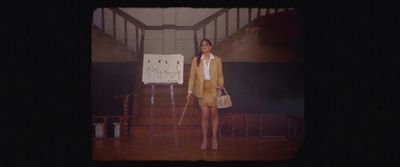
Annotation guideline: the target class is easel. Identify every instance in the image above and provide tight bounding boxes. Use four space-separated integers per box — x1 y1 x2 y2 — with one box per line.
147 83 179 151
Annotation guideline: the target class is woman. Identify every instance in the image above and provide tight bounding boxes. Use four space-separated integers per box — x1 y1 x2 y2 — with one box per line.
187 38 224 150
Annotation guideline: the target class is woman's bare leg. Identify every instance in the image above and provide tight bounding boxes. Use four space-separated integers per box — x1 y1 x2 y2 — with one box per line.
210 106 218 150
210 107 218 139
200 106 210 150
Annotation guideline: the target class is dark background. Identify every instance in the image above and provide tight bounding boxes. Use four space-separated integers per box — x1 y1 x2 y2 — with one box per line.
5 0 398 167
91 62 137 115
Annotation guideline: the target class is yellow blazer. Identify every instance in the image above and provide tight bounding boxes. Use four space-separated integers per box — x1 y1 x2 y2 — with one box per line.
188 55 224 98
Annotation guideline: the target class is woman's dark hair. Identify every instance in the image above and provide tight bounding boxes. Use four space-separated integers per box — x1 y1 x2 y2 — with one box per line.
195 38 212 66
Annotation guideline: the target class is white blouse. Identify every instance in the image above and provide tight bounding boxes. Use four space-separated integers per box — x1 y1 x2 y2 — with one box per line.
188 53 215 94
200 53 215 80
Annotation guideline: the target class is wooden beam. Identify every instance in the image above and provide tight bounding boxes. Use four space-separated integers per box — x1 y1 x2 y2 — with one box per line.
146 25 194 30
92 115 123 119
109 8 146 29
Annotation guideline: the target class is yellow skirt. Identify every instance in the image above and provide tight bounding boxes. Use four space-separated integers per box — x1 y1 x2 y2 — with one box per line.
198 80 217 107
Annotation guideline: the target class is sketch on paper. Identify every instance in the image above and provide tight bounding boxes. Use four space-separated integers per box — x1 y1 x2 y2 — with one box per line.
142 54 184 84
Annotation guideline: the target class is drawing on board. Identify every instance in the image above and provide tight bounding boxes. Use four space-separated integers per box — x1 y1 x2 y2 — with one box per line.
142 54 184 84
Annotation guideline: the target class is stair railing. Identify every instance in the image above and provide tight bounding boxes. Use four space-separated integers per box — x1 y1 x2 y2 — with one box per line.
192 8 287 53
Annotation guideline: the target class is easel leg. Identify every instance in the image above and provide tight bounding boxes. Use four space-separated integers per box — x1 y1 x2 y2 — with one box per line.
149 85 155 151
170 84 179 150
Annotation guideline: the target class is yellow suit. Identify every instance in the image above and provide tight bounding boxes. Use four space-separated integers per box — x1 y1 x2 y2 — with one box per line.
188 55 224 98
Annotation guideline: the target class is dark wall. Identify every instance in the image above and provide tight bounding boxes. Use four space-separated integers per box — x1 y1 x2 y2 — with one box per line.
222 62 304 117
91 62 137 115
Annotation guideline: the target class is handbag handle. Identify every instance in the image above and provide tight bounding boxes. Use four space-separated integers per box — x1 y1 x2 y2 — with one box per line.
218 86 229 96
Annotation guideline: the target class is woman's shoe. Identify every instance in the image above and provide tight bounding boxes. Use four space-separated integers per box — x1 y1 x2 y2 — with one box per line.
201 141 207 150
212 138 218 150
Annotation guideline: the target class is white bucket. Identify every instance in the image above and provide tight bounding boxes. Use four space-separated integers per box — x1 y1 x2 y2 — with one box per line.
94 123 104 138
113 123 120 138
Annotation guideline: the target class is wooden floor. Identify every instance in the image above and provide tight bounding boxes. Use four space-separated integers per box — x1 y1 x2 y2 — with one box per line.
92 135 300 161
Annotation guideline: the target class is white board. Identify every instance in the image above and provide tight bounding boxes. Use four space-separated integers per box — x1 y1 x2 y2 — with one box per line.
142 54 184 84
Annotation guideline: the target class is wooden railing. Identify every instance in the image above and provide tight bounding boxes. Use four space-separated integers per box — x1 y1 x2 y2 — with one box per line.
94 8 293 59
191 8 289 53
96 8 145 55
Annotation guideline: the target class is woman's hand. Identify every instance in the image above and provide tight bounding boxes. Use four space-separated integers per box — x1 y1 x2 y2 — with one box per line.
186 93 191 101
216 83 223 89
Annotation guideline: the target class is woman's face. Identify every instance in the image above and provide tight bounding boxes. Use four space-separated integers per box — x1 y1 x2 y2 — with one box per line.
200 40 211 53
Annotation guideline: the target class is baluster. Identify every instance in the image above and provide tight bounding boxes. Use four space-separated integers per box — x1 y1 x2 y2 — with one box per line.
132 89 138 114
245 113 249 137
203 26 206 39
123 95 129 135
139 28 145 82
297 117 301 141
103 117 107 137
218 112 221 137
248 8 251 23
236 8 240 30
293 117 298 141
124 19 127 46
140 29 145 56
101 8 105 31
287 115 292 139
257 8 260 17
112 11 116 38
231 113 234 137
214 19 217 44
135 26 139 52
300 119 304 142
259 114 263 136
225 11 228 37
194 29 198 54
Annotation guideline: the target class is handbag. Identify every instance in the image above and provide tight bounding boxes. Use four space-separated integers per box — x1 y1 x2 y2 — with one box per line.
216 87 232 109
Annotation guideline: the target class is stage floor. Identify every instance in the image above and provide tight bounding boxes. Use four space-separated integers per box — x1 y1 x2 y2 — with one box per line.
92 135 300 161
